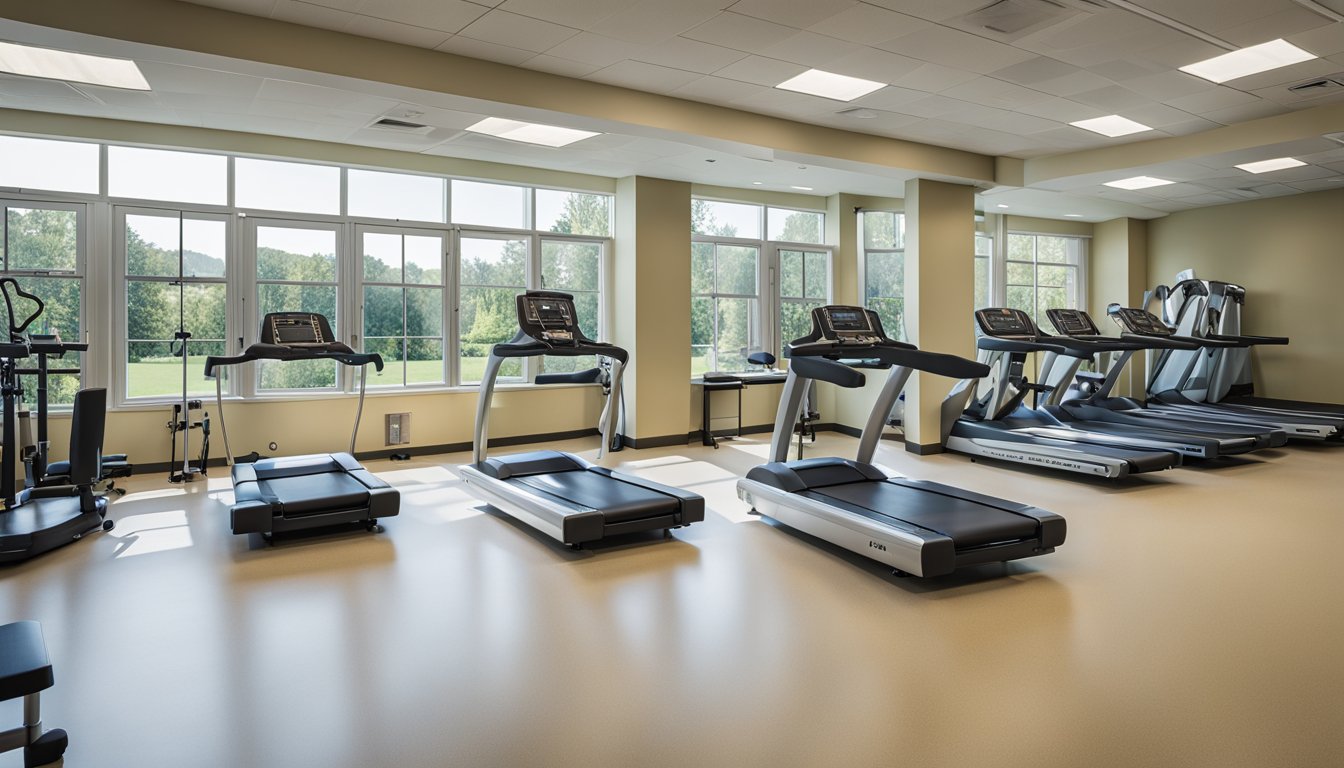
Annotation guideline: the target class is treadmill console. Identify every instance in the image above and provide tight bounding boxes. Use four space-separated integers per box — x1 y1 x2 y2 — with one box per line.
974 308 1036 338
1046 308 1099 337
263 312 343 349
814 306 884 345
1109 307 1173 336
519 293 579 345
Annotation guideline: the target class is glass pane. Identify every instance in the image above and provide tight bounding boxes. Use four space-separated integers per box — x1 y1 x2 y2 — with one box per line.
183 218 226 278
365 337 405 387
690 296 714 348
1006 261 1034 286
716 245 757 296
23 373 80 409
570 291 599 339
541 240 600 293
459 286 522 383
347 169 445 222
406 287 442 337
690 345 712 376
184 283 227 341
0 136 99 194
451 180 528 229
769 208 824 243
863 211 902 250
867 297 904 342
803 252 828 300
540 354 598 375
779 250 803 298
235 158 340 215
1036 236 1069 264
536 189 611 236
127 281 180 342
258 282 338 324
865 251 903 301
406 337 444 385
13 277 80 338
259 357 337 390
127 339 224 398
405 235 443 285
108 146 227 205
126 214 181 278
363 232 401 282
975 234 993 257
974 256 990 309
780 300 822 349
691 242 714 294
692 199 761 239
714 297 758 372
459 237 526 287
1037 287 1069 320
1037 264 1070 288
1007 234 1034 261
1006 285 1035 317
364 285 404 338
257 226 337 282
7 208 78 272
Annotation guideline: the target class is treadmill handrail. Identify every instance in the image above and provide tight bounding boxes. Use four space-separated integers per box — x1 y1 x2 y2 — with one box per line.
1207 332 1289 346
975 336 1072 355
204 346 384 378
491 336 629 363
791 342 989 380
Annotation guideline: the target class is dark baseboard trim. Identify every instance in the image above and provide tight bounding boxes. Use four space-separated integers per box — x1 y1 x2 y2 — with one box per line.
904 441 944 455
626 433 695 449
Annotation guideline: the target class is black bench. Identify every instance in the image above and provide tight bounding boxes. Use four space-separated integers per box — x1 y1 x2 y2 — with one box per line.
0 621 68 767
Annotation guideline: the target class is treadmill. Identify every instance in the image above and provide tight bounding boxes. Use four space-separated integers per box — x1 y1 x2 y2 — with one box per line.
1035 308 1280 457
737 305 1064 578
940 308 1180 479
1107 304 1342 441
458 291 703 548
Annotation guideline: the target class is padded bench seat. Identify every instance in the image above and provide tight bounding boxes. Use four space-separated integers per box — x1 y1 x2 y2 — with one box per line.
229 453 399 537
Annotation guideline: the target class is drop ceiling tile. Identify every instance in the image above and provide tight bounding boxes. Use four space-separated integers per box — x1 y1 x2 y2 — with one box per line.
758 31 863 69
630 36 749 75
1237 163 1339 182
1120 70 1213 102
1166 86 1262 115
939 76 1053 110
435 35 536 65
1289 178 1344 192
1202 101 1290 125
517 54 601 77
736 86 842 117
256 78 400 113
299 0 362 11
1021 126 1109 150
669 75 770 105
807 3 931 47
936 103 1060 135
154 92 258 114
344 15 453 48
497 0 628 29
1158 116 1223 136
712 55 808 87
1121 103 1201 128
878 26 1035 74
824 46 923 83
1132 36 1227 70
891 62 980 93
867 0 989 24
850 85 932 111
355 0 487 33
1213 5 1332 45
893 94 969 119
1022 69 1116 99
270 0 353 31
989 56 1080 87
1070 85 1150 112
1226 58 1344 92
1085 59 1169 82
190 0 280 15
586 60 703 93
457 10 578 52
1012 97 1104 123
589 0 725 45
138 62 265 100
1288 17 1344 57
250 97 373 126
542 32 644 67
727 0 859 30
683 12 799 55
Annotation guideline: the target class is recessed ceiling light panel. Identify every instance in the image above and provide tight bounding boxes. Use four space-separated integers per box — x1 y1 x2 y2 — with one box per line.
1070 115 1153 137
0 41 150 90
1179 39 1316 83
776 69 885 102
465 117 599 147
1235 157 1307 173
1104 176 1176 190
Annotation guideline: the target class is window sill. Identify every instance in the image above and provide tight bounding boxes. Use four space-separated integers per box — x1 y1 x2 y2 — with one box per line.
110 380 603 411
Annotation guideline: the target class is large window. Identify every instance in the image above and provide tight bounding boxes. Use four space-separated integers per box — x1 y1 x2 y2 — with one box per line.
458 235 528 383
974 232 993 310
122 210 228 399
254 222 340 390
690 199 830 371
1006 233 1086 331
2 202 85 406
0 136 98 195
360 228 447 387
860 210 905 341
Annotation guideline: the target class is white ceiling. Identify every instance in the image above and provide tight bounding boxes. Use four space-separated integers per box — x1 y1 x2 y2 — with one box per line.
1 0 1343 220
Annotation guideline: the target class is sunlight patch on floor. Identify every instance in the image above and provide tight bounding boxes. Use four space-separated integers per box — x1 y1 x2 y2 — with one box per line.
109 509 194 558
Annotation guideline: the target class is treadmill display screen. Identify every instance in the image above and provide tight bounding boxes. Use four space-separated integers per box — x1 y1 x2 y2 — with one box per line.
271 315 325 345
1114 308 1172 335
525 298 574 326
976 308 1033 336
1048 309 1096 336
824 308 872 333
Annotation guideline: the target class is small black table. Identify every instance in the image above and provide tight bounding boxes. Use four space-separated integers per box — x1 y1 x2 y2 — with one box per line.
696 372 788 447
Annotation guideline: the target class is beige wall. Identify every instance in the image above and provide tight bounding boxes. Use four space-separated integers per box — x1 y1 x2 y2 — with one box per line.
1091 218 1148 396
1147 189 1344 402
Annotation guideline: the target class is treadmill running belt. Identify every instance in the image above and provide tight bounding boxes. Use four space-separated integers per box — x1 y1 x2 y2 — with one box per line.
803 481 1038 548
512 471 679 524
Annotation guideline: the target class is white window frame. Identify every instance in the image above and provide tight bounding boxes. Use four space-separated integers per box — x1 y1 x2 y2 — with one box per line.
355 223 452 390
774 244 834 354
1003 231 1090 329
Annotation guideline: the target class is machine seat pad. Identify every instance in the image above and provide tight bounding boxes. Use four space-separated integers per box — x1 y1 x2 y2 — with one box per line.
237 453 354 482
0 621 54 700
745 457 888 493
512 469 679 524
804 480 1040 549
480 450 588 480
255 472 372 517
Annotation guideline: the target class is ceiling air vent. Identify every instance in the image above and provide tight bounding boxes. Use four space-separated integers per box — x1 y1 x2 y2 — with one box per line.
1287 75 1344 99
951 0 1089 40
1324 131 1344 145
368 116 434 135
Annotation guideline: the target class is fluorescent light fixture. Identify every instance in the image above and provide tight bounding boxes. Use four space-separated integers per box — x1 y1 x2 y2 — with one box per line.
465 117 599 147
1179 39 1315 83
790 185 814 191
1065 214 1084 217
1104 176 1176 190
1070 114 1153 137
1235 157 1307 174
751 181 763 185
0 40 150 90
775 69 885 102
996 204 1009 208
